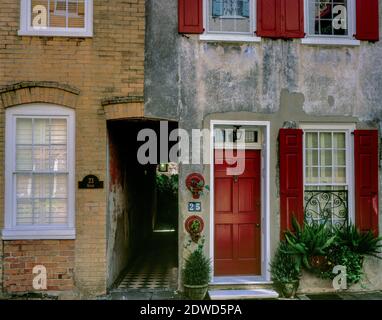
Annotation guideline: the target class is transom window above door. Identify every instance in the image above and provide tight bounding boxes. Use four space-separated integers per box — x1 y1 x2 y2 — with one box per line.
19 0 93 37
206 0 254 35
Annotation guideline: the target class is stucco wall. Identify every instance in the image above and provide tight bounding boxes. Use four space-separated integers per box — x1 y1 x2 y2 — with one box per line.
144 0 382 291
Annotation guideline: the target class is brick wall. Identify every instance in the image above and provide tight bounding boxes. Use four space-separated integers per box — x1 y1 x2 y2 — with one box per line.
0 0 146 296
3 241 74 293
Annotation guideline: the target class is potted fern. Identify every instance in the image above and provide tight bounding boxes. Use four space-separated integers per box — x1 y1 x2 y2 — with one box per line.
270 242 301 298
183 246 211 300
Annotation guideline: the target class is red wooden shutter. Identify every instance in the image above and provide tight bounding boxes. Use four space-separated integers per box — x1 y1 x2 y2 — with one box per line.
355 0 379 41
279 129 304 238
281 0 304 38
257 0 280 38
354 130 379 236
178 0 204 34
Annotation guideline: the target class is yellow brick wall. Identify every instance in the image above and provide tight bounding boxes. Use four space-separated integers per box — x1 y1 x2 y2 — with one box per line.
0 0 145 296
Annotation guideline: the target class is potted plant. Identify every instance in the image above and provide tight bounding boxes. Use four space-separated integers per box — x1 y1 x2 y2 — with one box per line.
183 246 211 300
270 242 301 298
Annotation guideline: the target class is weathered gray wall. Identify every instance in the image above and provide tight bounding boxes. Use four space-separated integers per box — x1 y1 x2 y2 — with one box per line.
145 0 382 124
144 0 382 291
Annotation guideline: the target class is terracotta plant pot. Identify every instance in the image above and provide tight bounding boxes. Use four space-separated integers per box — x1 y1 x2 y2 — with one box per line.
277 280 300 299
183 284 209 300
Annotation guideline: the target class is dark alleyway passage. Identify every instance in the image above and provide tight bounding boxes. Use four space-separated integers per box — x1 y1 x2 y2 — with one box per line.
116 231 178 290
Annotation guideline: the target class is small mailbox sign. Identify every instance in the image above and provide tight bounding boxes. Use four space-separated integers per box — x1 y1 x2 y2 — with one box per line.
79 175 104 189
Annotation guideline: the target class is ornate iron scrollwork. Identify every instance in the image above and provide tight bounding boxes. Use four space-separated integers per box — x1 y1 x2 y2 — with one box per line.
304 190 348 229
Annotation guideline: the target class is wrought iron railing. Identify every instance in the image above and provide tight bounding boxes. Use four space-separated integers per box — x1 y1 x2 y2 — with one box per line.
304 190 348 229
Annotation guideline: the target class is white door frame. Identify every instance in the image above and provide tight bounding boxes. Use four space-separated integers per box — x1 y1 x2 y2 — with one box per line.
209 120 271 283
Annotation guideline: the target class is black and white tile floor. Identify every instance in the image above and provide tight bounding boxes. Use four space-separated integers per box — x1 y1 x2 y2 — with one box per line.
117 232 178 290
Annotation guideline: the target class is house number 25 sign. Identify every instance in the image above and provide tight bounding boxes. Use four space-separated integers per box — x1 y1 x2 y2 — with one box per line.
188 202 202 212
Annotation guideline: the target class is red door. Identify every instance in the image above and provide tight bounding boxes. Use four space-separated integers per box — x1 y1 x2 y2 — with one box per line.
214 150 262 276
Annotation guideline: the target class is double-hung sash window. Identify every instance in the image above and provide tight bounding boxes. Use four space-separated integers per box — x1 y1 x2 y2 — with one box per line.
3 104 75 240
302 125 354 229
19 0 93 37
207 0 253 34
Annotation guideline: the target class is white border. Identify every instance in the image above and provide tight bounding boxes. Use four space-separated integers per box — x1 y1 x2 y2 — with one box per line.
209 120 270 283
200 0 261 42
302 0 359 46
300 123 356 224
3 103 76 240
18 0 93 37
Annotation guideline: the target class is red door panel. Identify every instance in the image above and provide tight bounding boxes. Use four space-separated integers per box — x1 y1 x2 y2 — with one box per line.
214 150 261 276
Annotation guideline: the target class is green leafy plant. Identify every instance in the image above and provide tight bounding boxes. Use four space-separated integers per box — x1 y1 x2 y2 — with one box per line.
183 246 211 286
190 220 201 233
334 224 382 258
284 217 336 270
320 245 364 285
156 174 178 196
270 242 301 283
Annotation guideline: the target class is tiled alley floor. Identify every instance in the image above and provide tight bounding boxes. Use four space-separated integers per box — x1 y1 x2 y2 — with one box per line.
117 231 178 291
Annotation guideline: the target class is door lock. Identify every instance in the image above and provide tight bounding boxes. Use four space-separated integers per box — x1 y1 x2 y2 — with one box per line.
255 223 261 228
233 175 238 183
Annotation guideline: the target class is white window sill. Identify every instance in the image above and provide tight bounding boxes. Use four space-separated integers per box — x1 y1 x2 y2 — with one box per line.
199 34 261 43
301 37 360 46
2 228 76 240
18 29 93 38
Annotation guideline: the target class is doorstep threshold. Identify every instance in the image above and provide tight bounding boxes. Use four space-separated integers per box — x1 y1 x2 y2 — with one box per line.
211 276 272 285
209 289 279 300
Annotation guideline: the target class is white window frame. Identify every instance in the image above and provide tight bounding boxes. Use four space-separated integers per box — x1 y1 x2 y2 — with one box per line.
18 0 93 37
200 0 261 42
2 104 76 240
302 0 360 46
300 123 356 224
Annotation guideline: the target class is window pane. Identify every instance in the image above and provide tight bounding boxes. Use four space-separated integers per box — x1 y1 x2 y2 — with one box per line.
334 167 346 183
320 132 332 148
306 150 318 166
34 175 52 198
16 147 33 171
16 175 33 198
333 132 346 148
51 199 68 224
16 119 33 144
52 174 68 198
208 0 251 34
33 146 50 170
306 132 318 148
306 167 319 183
51 119 67 144
320 167 332 183
34 119 50 144
334 150 346 166
50 146 67 171
16 199 33 225
320 150 332 166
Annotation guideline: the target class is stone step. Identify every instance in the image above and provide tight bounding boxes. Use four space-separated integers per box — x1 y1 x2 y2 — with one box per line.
209 282 274 291
208 289 279 300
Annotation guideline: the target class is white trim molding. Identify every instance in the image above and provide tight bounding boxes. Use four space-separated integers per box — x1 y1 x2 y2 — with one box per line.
18 0 93 37
209 120 271 283
3 103 76 240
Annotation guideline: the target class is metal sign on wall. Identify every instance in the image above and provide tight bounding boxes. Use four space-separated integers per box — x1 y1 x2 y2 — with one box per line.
78 175 104 189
